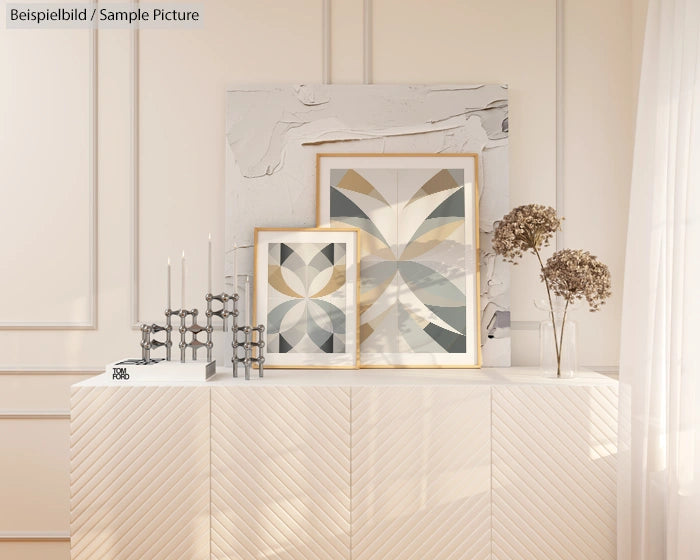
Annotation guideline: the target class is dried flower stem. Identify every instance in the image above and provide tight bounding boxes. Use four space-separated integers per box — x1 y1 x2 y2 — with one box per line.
533 247 562 376
558 299 570 378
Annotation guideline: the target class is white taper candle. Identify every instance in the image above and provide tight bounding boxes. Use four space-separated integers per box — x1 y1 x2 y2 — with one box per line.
167 258 171 310
181 250 186 310
207 233 212 294
245 275 251 325
233 243 238 296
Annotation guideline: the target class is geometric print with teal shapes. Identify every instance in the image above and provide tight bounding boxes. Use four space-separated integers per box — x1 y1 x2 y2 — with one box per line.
266 242 347 353
330 168 468 355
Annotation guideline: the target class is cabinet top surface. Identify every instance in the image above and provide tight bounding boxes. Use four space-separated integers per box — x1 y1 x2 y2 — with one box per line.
75 367 618 388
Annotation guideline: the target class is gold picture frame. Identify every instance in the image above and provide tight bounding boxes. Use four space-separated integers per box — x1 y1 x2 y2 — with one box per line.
254 227 361 369
316 153 482 368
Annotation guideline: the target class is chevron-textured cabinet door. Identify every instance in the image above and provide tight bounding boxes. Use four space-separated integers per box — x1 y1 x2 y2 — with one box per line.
70 386 211 560
492 385 618 560
211 386 352 560
351 386 491 560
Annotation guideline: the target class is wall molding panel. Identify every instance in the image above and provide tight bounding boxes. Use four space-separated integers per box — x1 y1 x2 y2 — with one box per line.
0 22 98 330
322 0 331 83
363 0 372 83
0 411 70 420
0 532 70 542
556 0 565 250
0 367 101 375
130 25 141 328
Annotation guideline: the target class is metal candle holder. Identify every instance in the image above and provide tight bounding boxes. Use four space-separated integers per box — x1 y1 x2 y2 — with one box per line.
140 315 172 362
172 308 206 362
138 289 264 379
205 292 238 361
232 325 265 380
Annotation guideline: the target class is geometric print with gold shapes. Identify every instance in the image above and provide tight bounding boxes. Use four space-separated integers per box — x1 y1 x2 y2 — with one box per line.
330 168 467 355
267 242 347 354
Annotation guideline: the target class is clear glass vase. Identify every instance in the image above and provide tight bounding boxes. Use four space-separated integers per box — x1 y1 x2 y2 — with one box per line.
535 299 578 378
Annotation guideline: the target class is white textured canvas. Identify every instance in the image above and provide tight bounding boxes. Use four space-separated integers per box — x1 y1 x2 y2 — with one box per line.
225 84 510 366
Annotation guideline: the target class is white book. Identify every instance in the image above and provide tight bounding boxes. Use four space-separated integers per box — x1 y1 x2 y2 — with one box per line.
107 359 216 382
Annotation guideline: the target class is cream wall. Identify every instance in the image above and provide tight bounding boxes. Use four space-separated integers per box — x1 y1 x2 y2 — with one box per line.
0 0 644 556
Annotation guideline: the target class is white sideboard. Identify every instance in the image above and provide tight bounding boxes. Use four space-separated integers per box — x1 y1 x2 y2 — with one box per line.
70 369 618 560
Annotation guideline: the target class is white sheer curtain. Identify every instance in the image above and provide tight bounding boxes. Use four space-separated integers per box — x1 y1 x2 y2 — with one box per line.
619 0 700 558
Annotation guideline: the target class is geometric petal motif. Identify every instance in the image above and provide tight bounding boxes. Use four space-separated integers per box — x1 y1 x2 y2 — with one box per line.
330 168 468 355
402 187 465 255
404 168 462 207
330 187 392 257
267 242 347 354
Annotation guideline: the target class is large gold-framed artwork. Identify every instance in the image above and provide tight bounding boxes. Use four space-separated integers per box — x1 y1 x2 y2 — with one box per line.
317 154 481 368
254 228 360 369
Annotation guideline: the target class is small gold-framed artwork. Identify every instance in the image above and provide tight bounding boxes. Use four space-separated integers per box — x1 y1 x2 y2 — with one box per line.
316 153 481 368
254 228 360 369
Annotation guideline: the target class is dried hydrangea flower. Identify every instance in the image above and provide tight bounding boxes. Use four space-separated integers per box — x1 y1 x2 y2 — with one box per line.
492 204 562 264
492 204 612 377
542 249 612 311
